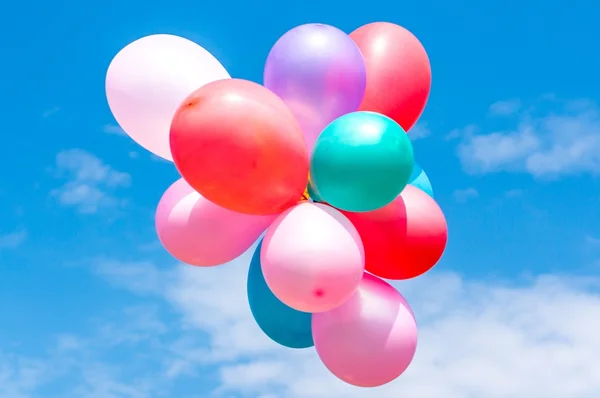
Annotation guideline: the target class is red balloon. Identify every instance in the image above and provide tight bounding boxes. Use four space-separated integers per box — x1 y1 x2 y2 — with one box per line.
170 79 309 215
340 185 447 280
350 22 431 133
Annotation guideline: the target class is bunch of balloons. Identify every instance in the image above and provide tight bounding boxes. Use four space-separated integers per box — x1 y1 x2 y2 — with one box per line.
106 22 448 388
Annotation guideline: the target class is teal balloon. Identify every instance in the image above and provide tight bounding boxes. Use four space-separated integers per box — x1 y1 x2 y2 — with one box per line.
409 162 434 198
310 111 414 212
247 240 313 349
307 177 323 202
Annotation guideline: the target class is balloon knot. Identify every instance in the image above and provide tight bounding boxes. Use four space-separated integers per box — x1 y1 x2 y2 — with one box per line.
299 187 310 202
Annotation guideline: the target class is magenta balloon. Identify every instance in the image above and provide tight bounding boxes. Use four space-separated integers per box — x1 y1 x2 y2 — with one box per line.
155 179 275 266
312 273 418 387
264 24 366 153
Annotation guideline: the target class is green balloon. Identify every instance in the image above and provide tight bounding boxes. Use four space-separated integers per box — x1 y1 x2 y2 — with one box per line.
309 111 414 212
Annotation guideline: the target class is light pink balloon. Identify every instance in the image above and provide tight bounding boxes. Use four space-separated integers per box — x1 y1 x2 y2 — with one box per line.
155 179 275 266
261 202 365 313
312 273 418 387
106 34 230 161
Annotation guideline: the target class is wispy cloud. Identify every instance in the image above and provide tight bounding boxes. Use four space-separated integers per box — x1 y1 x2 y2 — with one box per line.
149 154 171 163
489 99 521 116
585 235 600 247
504 188 524 198
93 259 165 295
456 98 600 177
0 230 27 249
453 187 479 202
43 106 60 118
408 121 430 140
103 124 126 136
52 149 131 214
4 251 600 397
446 124 477 141
87 250 600 398
0 355 53 398
0 303 173 398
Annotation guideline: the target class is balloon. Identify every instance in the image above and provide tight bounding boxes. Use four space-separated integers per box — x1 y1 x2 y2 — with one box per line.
312 273 418 387
264 24 366 154
409 162 434 198
306 174 323 203
106 34 230 160
340 185 447 280
261 202 364 313
247 240 314 349
170 79 309 216
310 111 414 212
350 23 431 133
155 179 275 266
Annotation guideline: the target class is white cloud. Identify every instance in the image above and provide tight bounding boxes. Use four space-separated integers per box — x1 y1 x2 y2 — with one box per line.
504 189 524 198
72 363 154 398
149 154 170 163
94 259 163 295
56 334 86 351
43 106 60 118
0 304 171 398
103 124 126 136
0 356 48 398
4 252 600 397
409 121 430 140
92 250 600 398
585 235 600 247
0 230 27 249
489 99 521 116
453 188 479 202
52 149 130 214
457 98 600 177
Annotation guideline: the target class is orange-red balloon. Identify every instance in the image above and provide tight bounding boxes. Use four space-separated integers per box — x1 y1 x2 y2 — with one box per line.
340 185 447 280
170 79 309 215
350 22 431 133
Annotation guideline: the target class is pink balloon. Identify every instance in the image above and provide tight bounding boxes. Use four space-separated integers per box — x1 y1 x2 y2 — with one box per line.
155 179 275 266
261 202 365 313
106 34 230 161
312 273 418 387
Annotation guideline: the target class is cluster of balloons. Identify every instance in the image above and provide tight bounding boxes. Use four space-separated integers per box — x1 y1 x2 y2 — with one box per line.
106 21 448 388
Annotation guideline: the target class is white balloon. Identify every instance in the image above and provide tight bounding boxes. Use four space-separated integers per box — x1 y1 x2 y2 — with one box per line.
105 34 230 160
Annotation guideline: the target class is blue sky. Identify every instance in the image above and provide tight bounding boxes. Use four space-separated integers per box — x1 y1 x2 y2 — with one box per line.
1 0 600 397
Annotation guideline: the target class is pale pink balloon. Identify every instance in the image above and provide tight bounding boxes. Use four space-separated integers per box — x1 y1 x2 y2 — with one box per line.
155 179 275 266
106 34 230 161
312 273 418 387
261 202 365 313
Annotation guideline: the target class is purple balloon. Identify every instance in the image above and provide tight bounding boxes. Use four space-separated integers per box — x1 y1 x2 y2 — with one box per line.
264 24 367 153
